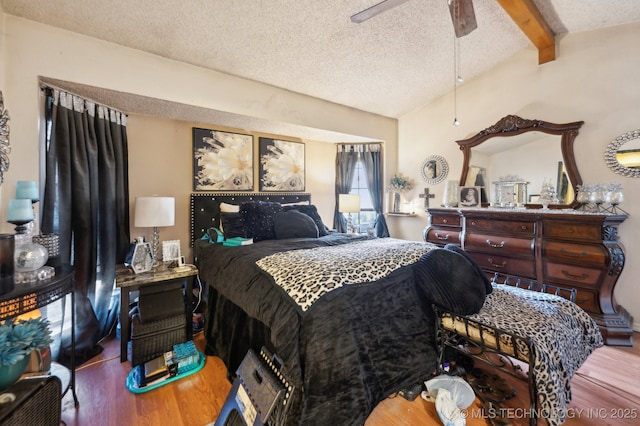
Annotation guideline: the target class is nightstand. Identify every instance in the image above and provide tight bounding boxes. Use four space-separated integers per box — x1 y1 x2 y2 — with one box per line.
115 264 198 363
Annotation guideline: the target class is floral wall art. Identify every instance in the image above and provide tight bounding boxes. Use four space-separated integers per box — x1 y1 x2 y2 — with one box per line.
193 128 254 191
259 137 305 191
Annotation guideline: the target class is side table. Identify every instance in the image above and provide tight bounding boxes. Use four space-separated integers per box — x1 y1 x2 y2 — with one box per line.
0 265 78 407
115 264 199 363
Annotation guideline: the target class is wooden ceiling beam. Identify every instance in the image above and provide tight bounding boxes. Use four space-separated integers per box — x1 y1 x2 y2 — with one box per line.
496 0 556 64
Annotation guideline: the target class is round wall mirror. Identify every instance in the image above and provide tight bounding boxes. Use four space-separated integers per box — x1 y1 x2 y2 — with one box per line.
605 129 640 178
0 91 10 185
420 155 449 184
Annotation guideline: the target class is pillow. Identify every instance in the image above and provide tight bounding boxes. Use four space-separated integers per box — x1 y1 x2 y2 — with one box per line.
219 202 240 234
220 212 245 238
282 204 329 236
220 202 240 212
274 210 319 239
413 248 487 315
239 201 283 242
444 243 492 294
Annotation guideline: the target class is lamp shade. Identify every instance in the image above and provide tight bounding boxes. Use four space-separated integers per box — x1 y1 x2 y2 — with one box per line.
339 194 361 214
7 199 35 223
15 181 39 202
134 197 175 228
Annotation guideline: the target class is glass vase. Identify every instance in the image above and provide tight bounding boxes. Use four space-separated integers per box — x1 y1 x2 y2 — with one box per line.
393 192 401 213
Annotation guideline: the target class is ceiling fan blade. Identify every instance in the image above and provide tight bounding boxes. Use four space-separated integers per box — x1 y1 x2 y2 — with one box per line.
448 0 477 37
350 0 412 23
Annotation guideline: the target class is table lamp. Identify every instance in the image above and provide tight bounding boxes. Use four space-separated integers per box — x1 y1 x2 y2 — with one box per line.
338 194 360 234
134 196 175 264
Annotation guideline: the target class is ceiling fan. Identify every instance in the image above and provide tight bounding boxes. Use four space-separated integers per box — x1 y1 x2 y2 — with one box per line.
351 0 477 37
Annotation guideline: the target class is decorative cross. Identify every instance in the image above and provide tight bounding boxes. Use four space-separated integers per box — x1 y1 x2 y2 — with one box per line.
419 187 435 209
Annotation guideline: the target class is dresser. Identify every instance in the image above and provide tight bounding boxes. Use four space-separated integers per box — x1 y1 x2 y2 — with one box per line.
425 208 633 346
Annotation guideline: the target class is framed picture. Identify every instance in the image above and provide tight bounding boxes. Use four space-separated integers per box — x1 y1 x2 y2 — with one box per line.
162 240 181 266
459 186 481 207
131 242 153 274
529 194 541 203
420 155 449 184
193 128 254 191
259 137 305 191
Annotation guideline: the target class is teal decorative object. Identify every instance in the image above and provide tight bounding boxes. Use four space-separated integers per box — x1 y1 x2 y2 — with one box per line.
0 355 29 391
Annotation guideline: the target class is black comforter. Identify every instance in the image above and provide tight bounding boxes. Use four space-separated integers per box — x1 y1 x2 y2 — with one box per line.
198 234 441 425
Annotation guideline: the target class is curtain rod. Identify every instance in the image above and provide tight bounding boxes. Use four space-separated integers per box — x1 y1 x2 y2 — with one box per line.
39 81 127 116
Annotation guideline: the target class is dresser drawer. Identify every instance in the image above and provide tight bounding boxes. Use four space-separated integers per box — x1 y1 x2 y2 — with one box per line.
544 262 603 287
466 218 535 236
468 252 536 279
425 228 460 246
573 289 599 313
430 214 461 227
465 233 534 256
543 241 607 265
543 222 601 241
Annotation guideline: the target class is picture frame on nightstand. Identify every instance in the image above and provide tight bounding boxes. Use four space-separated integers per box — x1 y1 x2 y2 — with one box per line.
162 240 181 267
131 242 153 274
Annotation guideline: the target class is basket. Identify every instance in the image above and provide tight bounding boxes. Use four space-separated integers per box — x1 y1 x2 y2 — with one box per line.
130 313 186 366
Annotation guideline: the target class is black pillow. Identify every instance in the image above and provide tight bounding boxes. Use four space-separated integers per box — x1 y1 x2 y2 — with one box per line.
413 248 487 315
239 201 282 242
220 212 245 238
282 204 329 236
274 210 319 239
444 243 492 294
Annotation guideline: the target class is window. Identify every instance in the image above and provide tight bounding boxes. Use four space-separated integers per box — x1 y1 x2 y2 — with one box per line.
349 154 376 233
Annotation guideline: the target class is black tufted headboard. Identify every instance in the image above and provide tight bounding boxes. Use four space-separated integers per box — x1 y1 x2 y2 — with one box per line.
190 192 312 245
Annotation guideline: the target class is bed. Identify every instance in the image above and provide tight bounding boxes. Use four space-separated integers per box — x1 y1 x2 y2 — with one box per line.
191 193 602 426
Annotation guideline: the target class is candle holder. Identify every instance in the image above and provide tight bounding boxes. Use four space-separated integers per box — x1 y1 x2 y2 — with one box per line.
6 199 34 234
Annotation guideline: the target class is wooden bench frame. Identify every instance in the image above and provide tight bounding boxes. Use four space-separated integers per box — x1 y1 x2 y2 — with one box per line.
434 273 577 426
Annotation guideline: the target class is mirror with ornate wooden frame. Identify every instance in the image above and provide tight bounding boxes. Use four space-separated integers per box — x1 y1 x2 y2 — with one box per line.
457 115 584 209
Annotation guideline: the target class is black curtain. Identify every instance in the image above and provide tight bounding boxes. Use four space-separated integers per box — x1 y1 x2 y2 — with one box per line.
361 145 389 237
333 146 358 232
42 88 130 363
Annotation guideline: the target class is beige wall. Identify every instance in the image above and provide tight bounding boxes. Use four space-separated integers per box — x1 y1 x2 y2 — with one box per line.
394 22 640 330
127 115 336 259
0 14 396 238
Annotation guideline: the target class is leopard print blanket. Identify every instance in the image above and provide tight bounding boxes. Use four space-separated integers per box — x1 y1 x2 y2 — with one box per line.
470 285 603 426
256 238 435 312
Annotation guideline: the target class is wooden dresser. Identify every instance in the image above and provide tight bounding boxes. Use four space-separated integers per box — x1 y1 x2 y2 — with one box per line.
425 207 633 346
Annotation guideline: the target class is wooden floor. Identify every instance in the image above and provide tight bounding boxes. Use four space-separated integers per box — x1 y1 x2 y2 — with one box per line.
61 332 640 426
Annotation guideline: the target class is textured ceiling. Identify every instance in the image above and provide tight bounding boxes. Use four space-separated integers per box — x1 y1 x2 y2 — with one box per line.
3 0 640 137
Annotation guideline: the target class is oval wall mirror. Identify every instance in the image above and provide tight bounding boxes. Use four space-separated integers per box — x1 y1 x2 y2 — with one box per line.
605 129 640 178
420 155 449 184
457 115 584 209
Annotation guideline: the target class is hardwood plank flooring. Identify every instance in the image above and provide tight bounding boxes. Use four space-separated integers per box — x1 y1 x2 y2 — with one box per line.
61 332 639 426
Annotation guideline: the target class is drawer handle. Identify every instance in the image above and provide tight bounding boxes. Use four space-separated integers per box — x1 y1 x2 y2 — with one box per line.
487 258 507 268
567 227 575 233
521 225 528 230
561 248 588 258
562 270 588 281
486 239 505 248
442 219 448 224
434 233 450 241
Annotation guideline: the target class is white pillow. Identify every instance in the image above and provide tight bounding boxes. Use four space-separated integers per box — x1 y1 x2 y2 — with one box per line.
220 202 240 212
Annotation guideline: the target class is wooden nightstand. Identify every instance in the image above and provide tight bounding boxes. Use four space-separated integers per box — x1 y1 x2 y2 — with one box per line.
115 264 199 362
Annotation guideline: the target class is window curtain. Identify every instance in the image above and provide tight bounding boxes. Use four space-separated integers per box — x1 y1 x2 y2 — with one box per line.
333 145 358 232
361 145 390 237
41 88 131 365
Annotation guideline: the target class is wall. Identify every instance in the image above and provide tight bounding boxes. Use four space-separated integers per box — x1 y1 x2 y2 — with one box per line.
395 22 640 330
126 115 336 258
0 14 396 245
